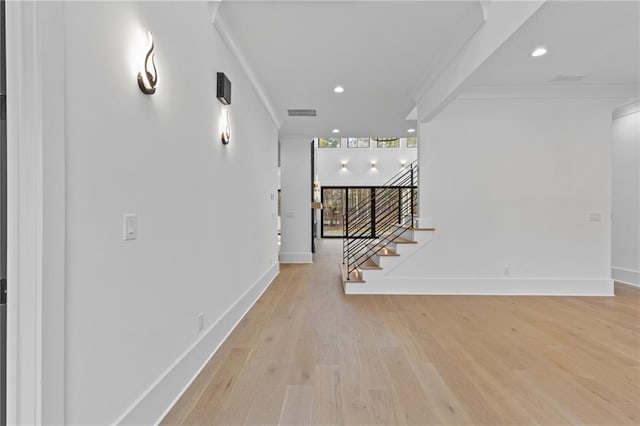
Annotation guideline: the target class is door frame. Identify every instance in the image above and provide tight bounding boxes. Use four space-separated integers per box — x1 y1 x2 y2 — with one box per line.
5 2 66 424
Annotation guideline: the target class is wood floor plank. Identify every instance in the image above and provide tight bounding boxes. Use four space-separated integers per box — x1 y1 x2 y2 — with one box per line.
412 362 473 425
162 239 640 425
180 347 251 425
243 363 289 426
278 385 314 426
379 346 440 424
310 365 341 425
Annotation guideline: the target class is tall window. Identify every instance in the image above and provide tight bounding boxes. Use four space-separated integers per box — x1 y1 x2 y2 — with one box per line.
318 137 341 148
374 138 400 148
347 137 370 148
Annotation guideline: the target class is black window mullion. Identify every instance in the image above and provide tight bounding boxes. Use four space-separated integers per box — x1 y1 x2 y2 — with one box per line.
371 188 376 238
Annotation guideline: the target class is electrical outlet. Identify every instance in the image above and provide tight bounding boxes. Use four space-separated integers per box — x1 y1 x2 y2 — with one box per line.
197 313 204 332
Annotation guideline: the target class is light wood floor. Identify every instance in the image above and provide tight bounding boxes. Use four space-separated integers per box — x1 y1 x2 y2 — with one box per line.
162 239 640 425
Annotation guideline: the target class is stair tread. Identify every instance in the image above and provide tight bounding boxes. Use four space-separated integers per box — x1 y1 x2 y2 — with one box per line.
340 263 366 283
358 258 382 270
382 235 417 244
368 245 399 256
397 224 436 231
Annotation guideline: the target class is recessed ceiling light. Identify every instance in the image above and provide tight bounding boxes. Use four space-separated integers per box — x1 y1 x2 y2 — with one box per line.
334 85 344 93
408 128 416 133
332 129 340 134
531 47 548 57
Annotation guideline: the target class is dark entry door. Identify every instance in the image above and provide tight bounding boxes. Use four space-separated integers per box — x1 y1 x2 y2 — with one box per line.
310 140 315 253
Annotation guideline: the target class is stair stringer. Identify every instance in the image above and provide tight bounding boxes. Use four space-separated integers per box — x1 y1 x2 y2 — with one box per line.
343 229 435 294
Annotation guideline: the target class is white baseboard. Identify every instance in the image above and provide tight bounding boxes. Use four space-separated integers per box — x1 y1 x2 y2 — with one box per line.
116 263 280 425
344 277 614 296
279 252 313 263
612 267 640 287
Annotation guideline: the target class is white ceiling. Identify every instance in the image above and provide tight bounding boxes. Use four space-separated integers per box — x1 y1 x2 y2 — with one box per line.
216 1 483 138
216 1 640 138
466 1 640 89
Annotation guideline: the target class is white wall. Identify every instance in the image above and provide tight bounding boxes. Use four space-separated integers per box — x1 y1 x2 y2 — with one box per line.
60 2 278 424
316 141 417 187
279 137 312 263
397 98 618 295
612 101 640 286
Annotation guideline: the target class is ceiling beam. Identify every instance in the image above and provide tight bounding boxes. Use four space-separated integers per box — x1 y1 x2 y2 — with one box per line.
415 0 546 123
212 7 282 129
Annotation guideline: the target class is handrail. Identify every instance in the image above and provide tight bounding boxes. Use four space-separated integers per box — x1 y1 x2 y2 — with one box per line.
343 161 418 277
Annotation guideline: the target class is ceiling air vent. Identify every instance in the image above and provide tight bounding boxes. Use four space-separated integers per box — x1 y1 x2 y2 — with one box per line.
548 74 587 83
288 109 317 117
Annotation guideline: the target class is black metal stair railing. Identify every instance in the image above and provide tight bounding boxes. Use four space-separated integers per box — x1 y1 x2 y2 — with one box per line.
343 161 418 278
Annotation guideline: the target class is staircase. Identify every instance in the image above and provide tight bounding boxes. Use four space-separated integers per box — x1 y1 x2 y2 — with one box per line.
340 161 435 294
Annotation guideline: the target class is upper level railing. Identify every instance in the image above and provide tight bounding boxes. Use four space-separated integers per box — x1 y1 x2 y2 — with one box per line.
343 160 418 277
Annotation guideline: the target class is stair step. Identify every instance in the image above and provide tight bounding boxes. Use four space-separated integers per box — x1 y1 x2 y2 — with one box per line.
382 234 417 244
368 245 399 256
358 258 382 270
340 263 365 283
396 225 436 232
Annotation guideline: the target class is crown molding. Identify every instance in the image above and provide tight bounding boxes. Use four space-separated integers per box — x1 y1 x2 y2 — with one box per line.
612 99 640 120
459 84 640 100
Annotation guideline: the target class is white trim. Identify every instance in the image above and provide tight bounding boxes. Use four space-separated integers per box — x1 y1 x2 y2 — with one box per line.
416 1 546 123
6 3 67 423
614 280 640 290
212 16 281 129
279 252 313 264
461 85 639 100
345 277 614 296
39 3 67 423
612 99 640 120
115 263 280 425
6 2 44 424
612 266 640 287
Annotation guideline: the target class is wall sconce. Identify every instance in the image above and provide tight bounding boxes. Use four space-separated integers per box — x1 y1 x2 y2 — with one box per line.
137 31 157 95
341 161 347 169
400 161 407 169
221 110 231 145
217 73 231 105
217 73 232 145
370 161 377 169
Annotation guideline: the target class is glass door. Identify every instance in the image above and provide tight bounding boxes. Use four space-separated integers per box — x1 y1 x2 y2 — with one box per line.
321 188 346 237
375 187 400 236
346 188 372 238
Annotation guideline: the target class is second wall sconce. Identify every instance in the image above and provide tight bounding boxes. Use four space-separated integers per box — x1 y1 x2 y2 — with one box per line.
221 110 231 145
137 31 157 95
371 161 377 169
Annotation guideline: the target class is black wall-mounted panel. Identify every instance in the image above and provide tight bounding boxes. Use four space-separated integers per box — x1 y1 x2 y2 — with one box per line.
216 72 231 105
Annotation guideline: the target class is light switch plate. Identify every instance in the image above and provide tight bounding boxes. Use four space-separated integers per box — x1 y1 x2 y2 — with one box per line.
123 214 137 240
